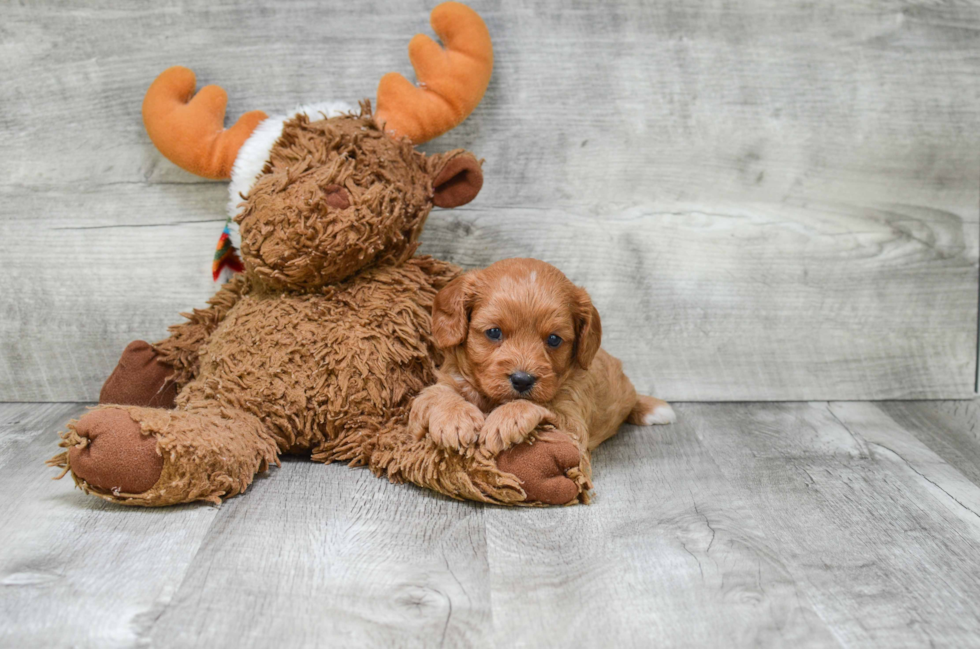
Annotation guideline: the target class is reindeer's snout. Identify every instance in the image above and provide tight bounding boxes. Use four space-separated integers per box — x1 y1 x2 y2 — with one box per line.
321 185 350 210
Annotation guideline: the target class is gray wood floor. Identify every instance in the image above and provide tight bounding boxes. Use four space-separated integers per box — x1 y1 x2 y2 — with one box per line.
3 400 980 648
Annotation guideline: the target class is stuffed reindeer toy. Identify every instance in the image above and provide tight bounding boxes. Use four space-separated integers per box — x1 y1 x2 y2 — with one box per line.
50 2 591 506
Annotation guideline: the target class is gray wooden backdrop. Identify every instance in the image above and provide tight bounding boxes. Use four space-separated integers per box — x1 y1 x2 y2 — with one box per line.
1 0 977 402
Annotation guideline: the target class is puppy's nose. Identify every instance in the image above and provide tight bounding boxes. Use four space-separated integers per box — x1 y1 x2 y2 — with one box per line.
509 371 536 394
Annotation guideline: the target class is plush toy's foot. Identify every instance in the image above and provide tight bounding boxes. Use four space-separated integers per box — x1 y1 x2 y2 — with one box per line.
51 403 279 506
496 432 589 505
68 408 164 494
100 341 178 408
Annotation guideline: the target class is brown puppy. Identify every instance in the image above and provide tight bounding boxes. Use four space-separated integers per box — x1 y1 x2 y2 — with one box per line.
409 258 674 504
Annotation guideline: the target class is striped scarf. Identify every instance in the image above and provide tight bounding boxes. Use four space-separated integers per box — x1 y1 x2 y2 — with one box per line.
213 217 244 282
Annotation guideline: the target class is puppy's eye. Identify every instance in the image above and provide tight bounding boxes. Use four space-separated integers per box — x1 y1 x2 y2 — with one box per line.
485 327 503 341
546 334 563 348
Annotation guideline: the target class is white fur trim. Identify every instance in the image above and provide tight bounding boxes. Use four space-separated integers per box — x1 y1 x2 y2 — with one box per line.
643 404 676 425
227 101 355 218
226 117 286 218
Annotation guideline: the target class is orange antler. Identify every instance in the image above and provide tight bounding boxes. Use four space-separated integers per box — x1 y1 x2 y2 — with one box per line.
142 67 267 179
375 2 493 144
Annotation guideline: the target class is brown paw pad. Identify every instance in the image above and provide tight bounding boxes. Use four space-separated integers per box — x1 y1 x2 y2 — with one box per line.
69 408 163 494
100 340 177 408
496 432 582 505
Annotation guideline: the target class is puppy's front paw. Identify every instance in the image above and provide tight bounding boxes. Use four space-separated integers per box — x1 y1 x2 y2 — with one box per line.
426 401 485 450
479 400 555 455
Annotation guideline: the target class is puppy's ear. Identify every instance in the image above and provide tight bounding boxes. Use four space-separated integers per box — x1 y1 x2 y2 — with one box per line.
432 274 474 349
573 287 602 369
429 151 483 208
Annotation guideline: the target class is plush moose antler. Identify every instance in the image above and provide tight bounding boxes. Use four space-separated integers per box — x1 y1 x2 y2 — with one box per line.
141 2 492 180
142 67 267 179
375 2 494 143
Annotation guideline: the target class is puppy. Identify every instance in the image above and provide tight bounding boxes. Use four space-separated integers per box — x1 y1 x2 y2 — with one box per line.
409 258 674 504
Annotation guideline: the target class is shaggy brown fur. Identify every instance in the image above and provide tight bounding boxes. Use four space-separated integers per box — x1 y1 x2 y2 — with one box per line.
49 109 565 506
409 258 675 504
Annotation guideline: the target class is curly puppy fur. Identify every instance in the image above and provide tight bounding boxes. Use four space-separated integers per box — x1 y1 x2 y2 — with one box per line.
409 258 675 504
50 108 536 506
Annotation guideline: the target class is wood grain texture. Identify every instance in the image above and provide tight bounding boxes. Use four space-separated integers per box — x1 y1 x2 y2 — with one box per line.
689 401 980 647
0 403 220 649
877 399 980 488
7 400 980 647
148 462 493 649
482 414 837 648
1 0 977 400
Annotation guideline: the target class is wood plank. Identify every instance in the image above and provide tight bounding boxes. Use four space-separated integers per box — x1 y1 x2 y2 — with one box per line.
0 184 226 401
689 401 980 647
2 190 975 401
148 460 493 649
0 403 220 648
1 0 978 399
877 399 980 488
426 202 978 401
829 401 980 535
483 415 839 648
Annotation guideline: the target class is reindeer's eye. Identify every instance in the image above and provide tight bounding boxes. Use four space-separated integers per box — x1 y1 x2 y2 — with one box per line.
546 334 563 348
485 328 502 341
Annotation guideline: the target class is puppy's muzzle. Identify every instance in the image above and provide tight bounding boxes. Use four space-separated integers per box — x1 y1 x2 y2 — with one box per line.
509 371 536 394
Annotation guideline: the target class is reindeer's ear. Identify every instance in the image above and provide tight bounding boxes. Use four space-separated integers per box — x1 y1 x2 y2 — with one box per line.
432 273 475 348
573 287 602 370
430 151 483 208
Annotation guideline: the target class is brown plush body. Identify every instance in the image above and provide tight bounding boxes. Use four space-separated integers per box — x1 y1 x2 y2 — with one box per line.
51 112 574 506
50 5 606 506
